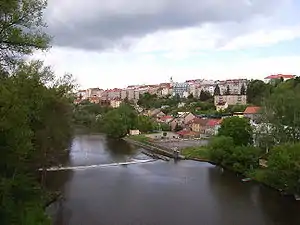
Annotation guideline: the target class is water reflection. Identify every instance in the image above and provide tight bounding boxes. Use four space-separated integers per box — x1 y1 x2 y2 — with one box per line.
207 166 300 225
47 135 300 225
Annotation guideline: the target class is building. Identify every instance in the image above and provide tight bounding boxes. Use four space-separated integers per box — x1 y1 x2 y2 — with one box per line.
110 99 122 108
172 82 189 98
190 118 208 134
107 88 121 100
264 74 295 83
214 95 247 107
129 130 140 136
244 106 261 122
158 115 174 124
76 90 88 100
206 119 222 135
121 89 127 100
215 102 228 111
86 88 103 98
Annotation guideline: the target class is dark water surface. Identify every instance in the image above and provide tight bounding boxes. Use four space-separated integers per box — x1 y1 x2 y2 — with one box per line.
47 134 300 225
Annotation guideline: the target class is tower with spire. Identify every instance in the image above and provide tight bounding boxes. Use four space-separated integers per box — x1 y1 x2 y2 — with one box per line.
170 77 174 87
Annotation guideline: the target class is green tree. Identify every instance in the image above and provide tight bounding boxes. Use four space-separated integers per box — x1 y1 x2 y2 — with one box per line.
264 143 300 194
214 84 221 96
262 78 300 144
199 90 212 102
247 80 272 106
136 115 155 133
0 61 74 224
224 85 231 95
218 117 253 146
240 84 246 95
209 136 235 164
0 0 50 68
101 110 128 138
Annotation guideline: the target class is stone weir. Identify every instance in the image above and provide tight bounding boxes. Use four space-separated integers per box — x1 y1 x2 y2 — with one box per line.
123 137 185 160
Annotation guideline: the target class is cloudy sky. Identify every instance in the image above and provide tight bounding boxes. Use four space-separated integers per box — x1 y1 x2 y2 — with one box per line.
34 0 300 89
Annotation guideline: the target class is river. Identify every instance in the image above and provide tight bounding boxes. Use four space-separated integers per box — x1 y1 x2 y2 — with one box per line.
46 134 300 225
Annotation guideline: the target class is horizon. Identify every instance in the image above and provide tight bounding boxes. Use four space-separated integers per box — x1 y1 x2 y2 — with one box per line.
33 0 300 89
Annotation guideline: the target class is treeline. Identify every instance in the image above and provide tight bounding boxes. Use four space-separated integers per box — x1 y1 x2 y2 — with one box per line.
1 0 75 224
187 77 300 195
138 92 215 115
73 101 169 138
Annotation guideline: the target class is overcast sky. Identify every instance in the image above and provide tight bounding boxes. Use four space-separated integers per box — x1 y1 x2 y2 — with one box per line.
33 0 300 89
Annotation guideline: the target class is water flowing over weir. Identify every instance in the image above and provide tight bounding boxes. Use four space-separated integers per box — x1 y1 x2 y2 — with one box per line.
41 159 157 171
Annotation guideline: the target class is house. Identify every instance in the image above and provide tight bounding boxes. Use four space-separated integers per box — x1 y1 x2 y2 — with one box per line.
176 130 199 139
190 118 208 134
147 109 161 117
129 130 140 136
243 106 261 122
206 119 222 135
110 98 122 108
214 95 247 107
264 74 295 83
158 115 174 124
183 112 196 125
216 102 228 111
170 118 180 131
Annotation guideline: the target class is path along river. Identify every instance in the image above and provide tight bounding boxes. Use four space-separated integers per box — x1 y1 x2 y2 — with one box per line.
46 134 300 225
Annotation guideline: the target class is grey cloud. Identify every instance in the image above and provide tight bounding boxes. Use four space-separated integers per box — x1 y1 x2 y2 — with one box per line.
45 0 286 50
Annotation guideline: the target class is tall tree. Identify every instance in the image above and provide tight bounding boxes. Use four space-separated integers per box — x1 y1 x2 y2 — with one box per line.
224 85 231 95
218 117 253 146
247 79 272 106
0 0 50 68
214 84 221 96
199 90 212 102
240 83 246 95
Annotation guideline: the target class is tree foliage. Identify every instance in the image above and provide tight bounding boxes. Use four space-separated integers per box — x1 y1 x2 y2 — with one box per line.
209 136 261 174
246 80 272 106
263 143 300 194
0 61 74 224
213 84 221 96
224 85 231 95
199 90 212 102
218 117 253 146
240 84 246 95
0 0 50 68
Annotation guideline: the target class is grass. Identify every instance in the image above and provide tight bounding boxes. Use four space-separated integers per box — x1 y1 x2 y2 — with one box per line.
181 146 210 160
128 134 151 143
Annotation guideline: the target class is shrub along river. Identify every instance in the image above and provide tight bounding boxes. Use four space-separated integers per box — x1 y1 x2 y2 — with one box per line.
46 134 300 225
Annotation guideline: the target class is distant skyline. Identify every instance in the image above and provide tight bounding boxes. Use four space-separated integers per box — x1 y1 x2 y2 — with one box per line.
33 0 300 89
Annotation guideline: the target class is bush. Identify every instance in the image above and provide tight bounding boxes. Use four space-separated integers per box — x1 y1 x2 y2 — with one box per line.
263 143 300 194
218 117 253 146
209 136 235 164
209 136 261 174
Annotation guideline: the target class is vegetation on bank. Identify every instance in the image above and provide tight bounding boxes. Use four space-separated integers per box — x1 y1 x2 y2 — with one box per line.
183 77 300 195
73 102 165 138
0 0 75 224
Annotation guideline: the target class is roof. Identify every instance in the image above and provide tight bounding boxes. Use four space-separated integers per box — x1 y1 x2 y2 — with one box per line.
244 106 261 114
176 130 198 136
264 74 295 79
207 119 222 127
160 115 173 121
190 118 208 126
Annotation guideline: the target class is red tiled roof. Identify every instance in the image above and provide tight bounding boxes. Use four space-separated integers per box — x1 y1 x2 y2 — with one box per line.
207 119 222 127
244 106 261 114
264 74 295 79
160 115 173 121
176 130 197 136
191 118 208 126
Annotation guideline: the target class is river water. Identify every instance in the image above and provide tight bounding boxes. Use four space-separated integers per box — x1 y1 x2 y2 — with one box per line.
46 134 300 225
